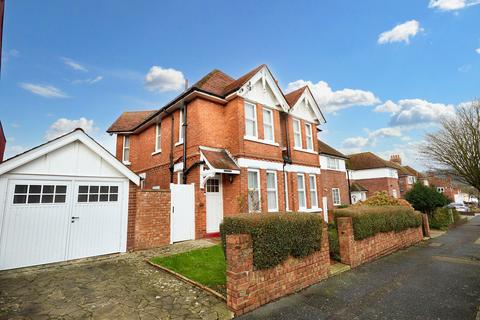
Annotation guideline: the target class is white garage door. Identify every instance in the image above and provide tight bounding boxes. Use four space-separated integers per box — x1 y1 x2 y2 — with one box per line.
0 179 124 270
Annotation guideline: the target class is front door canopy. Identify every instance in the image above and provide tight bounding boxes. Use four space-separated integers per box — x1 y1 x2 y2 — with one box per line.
199 146 240 189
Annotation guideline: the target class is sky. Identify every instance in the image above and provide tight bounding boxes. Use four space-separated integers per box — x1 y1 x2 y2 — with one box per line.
1 0 479 170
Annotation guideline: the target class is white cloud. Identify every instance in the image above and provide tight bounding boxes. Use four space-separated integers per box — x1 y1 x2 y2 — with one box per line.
387 99 456 126
342 127 402 149
476 48 480 54
145 66 185 92
19 83 68 98
429 0 480 11
45 117 97 141
378 20 423 44
61 57 88 72
374 100 402 113
286 80 380 113
72 76 103 85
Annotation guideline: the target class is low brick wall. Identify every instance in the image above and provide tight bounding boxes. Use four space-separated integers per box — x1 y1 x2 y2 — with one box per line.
337 217 423 268
127 188 171 250
225 224 329 315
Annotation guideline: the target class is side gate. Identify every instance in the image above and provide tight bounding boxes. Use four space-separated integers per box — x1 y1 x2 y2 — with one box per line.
170 183 195 243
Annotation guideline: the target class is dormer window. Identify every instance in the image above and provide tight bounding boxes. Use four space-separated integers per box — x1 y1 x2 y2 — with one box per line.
262 108 274 142
305 123 313 151
293 119 302 148
244 102 258 138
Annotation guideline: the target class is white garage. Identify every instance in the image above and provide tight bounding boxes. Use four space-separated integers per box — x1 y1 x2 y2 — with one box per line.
0 129 140 270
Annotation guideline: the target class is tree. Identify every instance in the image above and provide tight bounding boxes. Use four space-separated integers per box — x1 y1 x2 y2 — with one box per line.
420 99 480 191
405 183 449 215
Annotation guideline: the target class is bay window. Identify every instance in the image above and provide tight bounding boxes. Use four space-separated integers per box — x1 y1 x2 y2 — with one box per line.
309 175 318 208
247 169 261 212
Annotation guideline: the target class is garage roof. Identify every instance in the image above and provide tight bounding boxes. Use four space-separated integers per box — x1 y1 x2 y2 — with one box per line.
0 129 140 185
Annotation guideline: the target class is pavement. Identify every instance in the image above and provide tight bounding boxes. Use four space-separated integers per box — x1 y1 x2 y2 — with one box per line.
239 216 480 320
0 240 232 320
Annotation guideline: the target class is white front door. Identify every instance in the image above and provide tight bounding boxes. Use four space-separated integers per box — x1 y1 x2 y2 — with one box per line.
68 182 124 260
322 196 329 223
206 175 223 233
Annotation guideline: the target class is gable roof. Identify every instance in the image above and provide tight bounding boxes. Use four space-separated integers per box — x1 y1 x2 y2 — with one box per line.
317 140 347 159
192 69 235 96
0 128 140 185
403 165 425 178
347 152 401 171
284 86 306 108
222 64 265 97
107 110 157 133
285 85 326 124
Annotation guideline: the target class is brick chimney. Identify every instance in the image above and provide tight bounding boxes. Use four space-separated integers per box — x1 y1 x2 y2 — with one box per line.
390 154 402 165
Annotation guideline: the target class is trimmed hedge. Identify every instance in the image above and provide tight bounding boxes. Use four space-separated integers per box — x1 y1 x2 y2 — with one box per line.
429 207 455 230
334 206 422 240
220 213 323 270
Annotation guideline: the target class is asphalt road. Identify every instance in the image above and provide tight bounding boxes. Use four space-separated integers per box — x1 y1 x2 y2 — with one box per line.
239 216 480 320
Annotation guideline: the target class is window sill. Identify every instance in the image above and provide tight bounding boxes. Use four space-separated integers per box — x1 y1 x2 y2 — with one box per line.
299 207 322 213
151 150 162 156
123 161 131 166
244 136 279 147
175 141 184 147
293 147 317 155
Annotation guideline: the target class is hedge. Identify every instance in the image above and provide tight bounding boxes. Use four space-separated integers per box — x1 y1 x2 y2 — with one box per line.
220 213 323 270
429 207 455 230
327 222 340 261
334 206 422 240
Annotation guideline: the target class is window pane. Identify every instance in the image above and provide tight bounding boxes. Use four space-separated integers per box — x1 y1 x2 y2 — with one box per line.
309 176 315 188
78 194 88 202
124 136 130 147
43 185 55 194
28 195 41 203
267 191 277 211
13 195 27 204
14 185 28 194
123 148 130 161
264 125 273 141
110 186 118 193
310 191 317 207
100 186 109 193
55 195 66 203
248 190 260 212
298 191 305 208
109 194 118 202
89 186 99 193
100 194 109 202
89 194 99 202
78 185 88 193
41 195 54 203
266 173 275 189
245 103 255 119
29 185 41 194
246 120 255 136
248 172 258 189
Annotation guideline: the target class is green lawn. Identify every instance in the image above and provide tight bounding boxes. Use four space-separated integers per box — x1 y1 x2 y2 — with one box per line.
150 245 226 294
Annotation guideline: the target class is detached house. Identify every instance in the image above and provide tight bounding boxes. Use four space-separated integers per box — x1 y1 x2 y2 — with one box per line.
318 140 349 221
426 172 461 201
347 152 401 199
108 65 326 238
389 155 428 197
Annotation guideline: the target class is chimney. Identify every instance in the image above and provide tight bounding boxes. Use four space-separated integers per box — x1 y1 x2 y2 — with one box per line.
184 79 189 91
390 154 402 165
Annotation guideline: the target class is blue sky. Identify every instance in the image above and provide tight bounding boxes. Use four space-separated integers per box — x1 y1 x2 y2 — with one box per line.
1 0 479 169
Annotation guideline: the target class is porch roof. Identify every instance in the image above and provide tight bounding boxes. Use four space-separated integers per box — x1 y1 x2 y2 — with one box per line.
200 147 240 173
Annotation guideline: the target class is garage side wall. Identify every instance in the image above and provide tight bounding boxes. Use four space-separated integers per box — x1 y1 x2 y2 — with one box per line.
128 185 171 250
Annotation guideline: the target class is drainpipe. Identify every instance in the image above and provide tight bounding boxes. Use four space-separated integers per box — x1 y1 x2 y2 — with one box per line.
182 101 188 184
169 112 175 183
347 169 352 205
282 111 292 211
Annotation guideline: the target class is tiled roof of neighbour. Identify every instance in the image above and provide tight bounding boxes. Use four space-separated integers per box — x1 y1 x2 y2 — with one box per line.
347 152 401 170
107 110 158 133
403 165 425 178
222 64 266 96
201 148 239 171
317 140 348 159
284 86 306 107
351 181 368 192
192 69 235 96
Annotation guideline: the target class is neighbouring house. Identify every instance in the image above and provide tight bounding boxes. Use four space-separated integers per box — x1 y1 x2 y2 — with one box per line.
347 152 401 199
426 172 462 201
318 139 349 221
0 121 6 162
108 64 326 239
0 129 140 270
389 155 428 197
350 181 368 204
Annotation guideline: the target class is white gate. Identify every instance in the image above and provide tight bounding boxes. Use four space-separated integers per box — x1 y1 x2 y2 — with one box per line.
322 196 329 223
170 183 195 243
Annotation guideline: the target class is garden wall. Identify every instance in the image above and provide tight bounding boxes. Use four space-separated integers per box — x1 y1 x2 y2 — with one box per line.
337 217 423 268
225 224 329 315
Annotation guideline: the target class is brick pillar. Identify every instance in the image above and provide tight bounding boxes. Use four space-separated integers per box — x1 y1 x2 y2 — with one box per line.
422 214 430 238
226 234 253 315
337 217 355 267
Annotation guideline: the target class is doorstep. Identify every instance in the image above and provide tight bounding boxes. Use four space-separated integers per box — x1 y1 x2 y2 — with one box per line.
329 261 350 277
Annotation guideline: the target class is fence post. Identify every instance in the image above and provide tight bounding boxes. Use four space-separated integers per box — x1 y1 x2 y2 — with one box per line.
422 214 430 237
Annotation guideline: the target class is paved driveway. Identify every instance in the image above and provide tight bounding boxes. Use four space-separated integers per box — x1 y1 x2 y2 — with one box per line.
240 216 480 320
0 240 231 320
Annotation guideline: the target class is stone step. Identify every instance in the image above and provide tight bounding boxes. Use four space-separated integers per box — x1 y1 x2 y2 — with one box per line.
329 262 350 277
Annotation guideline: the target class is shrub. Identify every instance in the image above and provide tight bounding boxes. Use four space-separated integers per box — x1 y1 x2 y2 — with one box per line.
327 222 340 261
429 207 454 230
354 191 413 209
220 213 323 270
405 183 449 214
334 206 422 240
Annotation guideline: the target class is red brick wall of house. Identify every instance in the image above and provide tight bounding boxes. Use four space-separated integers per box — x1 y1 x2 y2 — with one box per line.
0 122 6 162
352 177 400 198
127 184 171 250
225 224 329 315
320 169 349 220
427 175 459 201
398 176 415 198
337 216 423 268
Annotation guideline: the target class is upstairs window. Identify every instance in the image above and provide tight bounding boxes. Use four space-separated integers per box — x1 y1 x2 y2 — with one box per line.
178 108 185 143
263 108 274 142
305 123 313 150
437 187 445 193
293 119 302 148
244 102 258 138
327 157 340 170
155 123 161 152
123 136 130 163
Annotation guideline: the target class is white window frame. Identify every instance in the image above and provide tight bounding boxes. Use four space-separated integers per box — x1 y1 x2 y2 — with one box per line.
305 123 313 151
244 102 258 139
247 169 261 213
284 172 289 211
297 173 307 211
178 108 185 144
437 187 445 193
309 174 318 209
266 171 278 212
154 123 162 153
293 119 302 149
122 135 130 164
392 189 398 198
332 188 341 206
327 157 340 170
262 107 275 143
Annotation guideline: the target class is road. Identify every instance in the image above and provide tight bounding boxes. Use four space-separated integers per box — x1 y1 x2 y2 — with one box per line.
239 216 480 320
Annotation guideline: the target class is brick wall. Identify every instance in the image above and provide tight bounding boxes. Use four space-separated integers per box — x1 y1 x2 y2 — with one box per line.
337 216 423 268
225 224 330 315
127 187 171 250
320 169 349 220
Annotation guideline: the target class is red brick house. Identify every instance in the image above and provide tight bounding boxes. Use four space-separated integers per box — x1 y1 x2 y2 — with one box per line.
389 155 428 197
0 121 6 162
318 140 349 221
347 152 401 199
426 172 461 201
108 65 326 238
